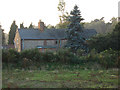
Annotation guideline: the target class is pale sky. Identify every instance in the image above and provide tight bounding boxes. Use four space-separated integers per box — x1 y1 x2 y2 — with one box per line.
0 0 119 33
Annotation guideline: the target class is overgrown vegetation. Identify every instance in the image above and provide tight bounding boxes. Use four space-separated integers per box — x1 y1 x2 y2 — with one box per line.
2 22 119 89
3 22 120 71
2 48 119 70
2 3 119 88
88 22 120 52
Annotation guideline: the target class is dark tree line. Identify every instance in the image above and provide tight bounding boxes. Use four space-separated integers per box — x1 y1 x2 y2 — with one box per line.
8 21 18 44
84 17 118 34
8 21 34 44
20 22 34 29
0 24 5 45
87 22 120 52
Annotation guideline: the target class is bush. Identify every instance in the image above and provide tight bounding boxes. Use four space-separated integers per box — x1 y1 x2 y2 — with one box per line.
76 49 86 56
76 49 119 68
77 49 99 65
88 22 120 52
2 49 20 64
86 49 99 62
97 49 119 68
42 51 56 62
20 48 43 63
85 49 119 68
87 34 110 52
2 49 8 63
56 49 79 64
2 48 119 69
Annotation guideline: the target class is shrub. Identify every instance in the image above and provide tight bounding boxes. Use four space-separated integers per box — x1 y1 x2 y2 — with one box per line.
20 48 43 63
77 49 119 68
88 22 120 52
86 49 99 62
2 49 8 63
42 51 56 62
76 49 86 56
97 49 119 68
76 49 99 65
56 49 79 64
2 47 119 69
2 49 20 64
87 34 109 52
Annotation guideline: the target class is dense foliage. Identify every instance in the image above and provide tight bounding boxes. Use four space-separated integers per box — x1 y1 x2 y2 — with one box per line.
66 5 87 52
8 21 18 44
3 17 119 70
20 23 24 29
56 0 70 29
87 22 120 52
2 48 119 69
0 24 6 45
29 23 34 29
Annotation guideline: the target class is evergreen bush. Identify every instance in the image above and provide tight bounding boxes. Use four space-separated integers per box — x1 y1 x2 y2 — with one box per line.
42 51 56 62
88 22 120 52
97 49 119 68
2 48 119 69
56 49 78 64
20 48 43 63
2 49 20 64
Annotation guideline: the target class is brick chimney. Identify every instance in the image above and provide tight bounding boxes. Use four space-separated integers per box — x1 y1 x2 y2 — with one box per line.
38 20 44 31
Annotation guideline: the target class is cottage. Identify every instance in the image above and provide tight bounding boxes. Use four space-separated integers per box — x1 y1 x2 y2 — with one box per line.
14 20 97 52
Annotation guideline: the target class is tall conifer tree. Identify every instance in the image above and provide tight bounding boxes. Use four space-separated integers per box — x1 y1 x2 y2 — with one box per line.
29 23 34 29
8 21 18 44
66 5 87 52
20 23 24 29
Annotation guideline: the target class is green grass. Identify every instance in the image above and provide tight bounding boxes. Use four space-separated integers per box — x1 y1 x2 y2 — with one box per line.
2 68 118 88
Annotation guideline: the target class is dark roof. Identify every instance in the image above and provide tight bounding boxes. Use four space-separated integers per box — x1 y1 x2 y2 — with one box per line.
18 28 66 39
18 28 97 40
80 29 97 39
